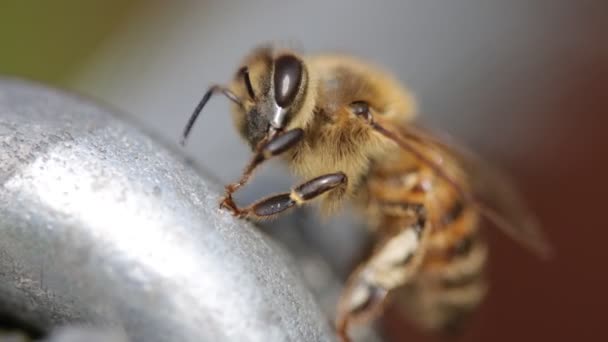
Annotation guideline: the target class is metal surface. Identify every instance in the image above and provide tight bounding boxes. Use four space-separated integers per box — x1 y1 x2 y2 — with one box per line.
42 327 128 342
0 78 336 342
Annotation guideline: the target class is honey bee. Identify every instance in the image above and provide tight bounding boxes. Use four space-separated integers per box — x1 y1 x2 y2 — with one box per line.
181 44 552 342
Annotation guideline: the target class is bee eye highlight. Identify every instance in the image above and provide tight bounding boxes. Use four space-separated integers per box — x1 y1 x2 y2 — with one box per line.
239 67 256 99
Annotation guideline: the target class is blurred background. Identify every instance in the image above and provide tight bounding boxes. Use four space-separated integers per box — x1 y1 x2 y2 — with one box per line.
1 0 606 341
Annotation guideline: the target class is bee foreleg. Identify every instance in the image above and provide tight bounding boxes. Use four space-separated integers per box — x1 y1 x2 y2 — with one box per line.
223 172 347 219
220 128 304 211
336 209 429 342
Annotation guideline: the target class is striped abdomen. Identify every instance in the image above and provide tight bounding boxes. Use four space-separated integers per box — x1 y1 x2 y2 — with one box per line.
361 149 488 333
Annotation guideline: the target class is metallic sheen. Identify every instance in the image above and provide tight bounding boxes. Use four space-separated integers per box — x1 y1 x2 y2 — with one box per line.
270 103 288 129
0 79 335 342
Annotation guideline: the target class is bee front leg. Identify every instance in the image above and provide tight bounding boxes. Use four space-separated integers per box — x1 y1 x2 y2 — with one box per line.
336 208 430 342
220 128 304 213
224 172 347 219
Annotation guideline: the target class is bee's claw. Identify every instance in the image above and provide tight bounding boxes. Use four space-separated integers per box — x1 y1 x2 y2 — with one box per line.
219 195 240 216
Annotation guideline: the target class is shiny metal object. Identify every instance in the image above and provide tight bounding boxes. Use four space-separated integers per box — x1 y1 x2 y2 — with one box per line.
0 79 336 342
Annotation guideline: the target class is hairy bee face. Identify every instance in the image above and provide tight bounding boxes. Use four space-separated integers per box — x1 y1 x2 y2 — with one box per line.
233 49 308 148
242 106 269 148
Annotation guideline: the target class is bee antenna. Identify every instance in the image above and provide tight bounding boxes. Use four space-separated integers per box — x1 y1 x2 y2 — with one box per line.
180 85 244 146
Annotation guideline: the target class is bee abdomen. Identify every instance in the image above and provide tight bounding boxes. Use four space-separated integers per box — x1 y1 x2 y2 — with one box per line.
398 234 488 334
441 199 465 226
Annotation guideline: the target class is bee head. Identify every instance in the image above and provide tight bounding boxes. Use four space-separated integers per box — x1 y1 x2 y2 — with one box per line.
232 48 310 148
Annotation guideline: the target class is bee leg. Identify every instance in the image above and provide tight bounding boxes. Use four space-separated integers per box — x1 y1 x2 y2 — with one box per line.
220 128 304 212
224 172 347 219
336 208 429 342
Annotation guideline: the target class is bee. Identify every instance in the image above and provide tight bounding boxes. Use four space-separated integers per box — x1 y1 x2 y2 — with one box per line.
180 44 552 342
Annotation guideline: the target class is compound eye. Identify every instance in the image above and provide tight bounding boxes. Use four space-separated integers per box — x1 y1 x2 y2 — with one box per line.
273 55 303 108
239 67 255 99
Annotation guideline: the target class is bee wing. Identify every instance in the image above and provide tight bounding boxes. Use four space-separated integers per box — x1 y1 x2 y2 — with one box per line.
397 124 553 258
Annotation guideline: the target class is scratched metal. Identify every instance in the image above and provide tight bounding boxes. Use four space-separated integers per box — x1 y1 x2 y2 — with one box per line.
0 79 336 342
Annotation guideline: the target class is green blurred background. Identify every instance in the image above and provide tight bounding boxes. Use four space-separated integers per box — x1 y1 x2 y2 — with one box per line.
0 0 141 85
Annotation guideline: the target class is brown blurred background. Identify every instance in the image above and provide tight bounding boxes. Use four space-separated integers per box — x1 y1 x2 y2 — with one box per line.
385 7 608 341
1 1 607 341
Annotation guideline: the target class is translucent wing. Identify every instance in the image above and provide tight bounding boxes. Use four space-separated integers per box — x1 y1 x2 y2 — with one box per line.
374 121 553 258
